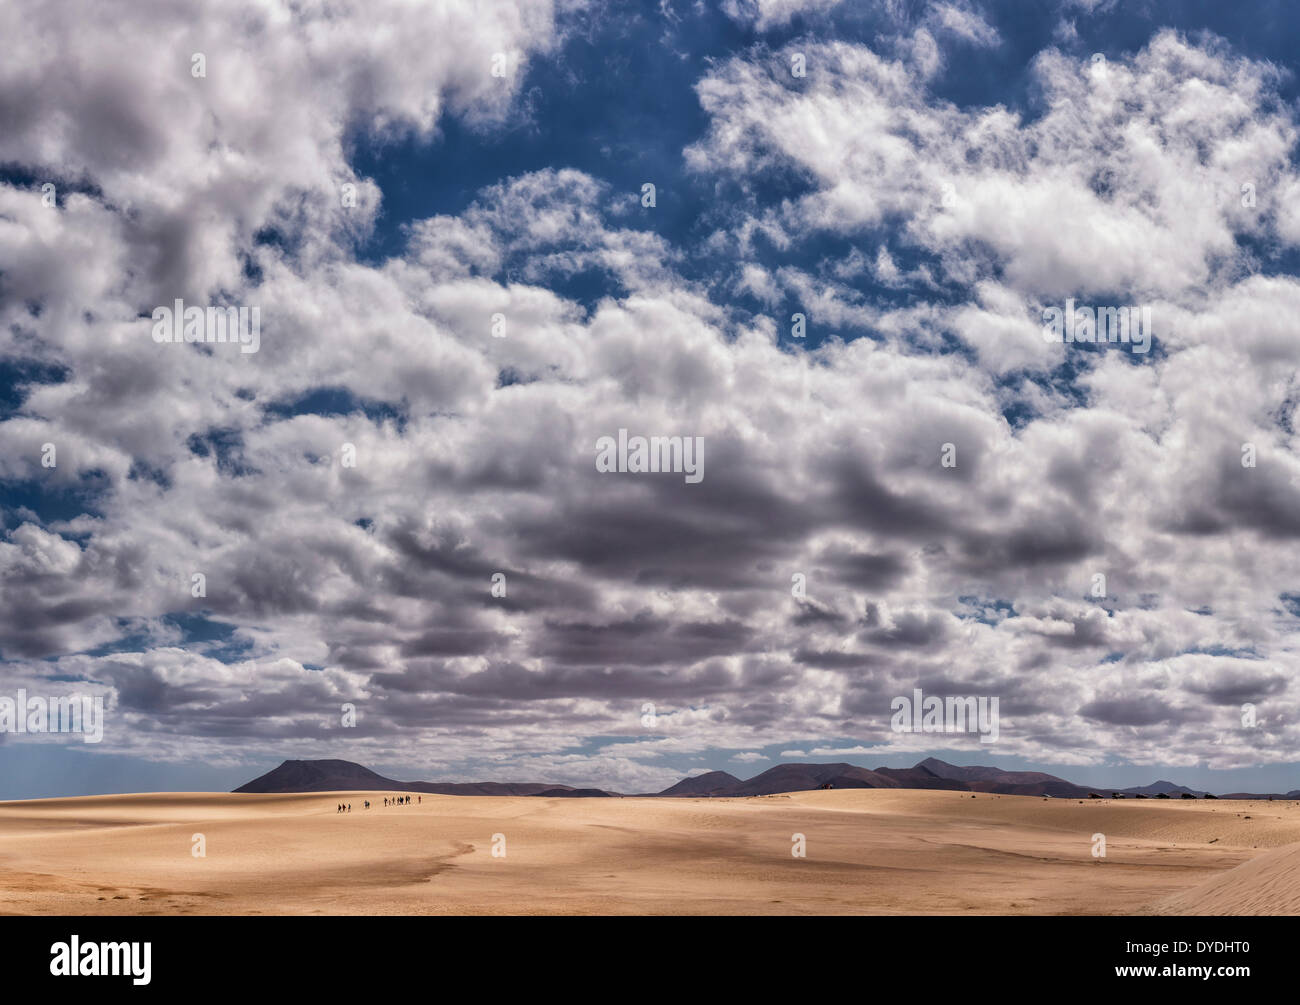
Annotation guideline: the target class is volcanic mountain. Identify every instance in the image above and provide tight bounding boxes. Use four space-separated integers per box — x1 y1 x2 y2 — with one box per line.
721 762 902 796
1121 779 1202 797
234 759 571 797
657 770 742 796
909 757 1097 798
233 758 1295 800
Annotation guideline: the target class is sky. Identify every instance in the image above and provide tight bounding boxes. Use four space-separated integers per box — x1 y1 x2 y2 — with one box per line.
3 0 1300 799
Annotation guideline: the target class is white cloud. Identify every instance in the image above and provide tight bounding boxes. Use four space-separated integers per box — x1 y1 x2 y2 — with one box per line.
2 8 1299 786
721 0 842 31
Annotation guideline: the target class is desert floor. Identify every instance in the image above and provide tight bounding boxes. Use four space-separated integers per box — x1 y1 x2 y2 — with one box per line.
1 788 1298 915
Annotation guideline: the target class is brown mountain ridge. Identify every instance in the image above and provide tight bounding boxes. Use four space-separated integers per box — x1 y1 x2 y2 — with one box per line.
234 757 1299 800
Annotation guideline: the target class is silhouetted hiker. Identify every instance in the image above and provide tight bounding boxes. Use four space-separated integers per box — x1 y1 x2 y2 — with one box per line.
418 796 421 804
348 803 352 812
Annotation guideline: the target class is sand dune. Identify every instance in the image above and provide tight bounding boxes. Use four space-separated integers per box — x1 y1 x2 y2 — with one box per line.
1 788 1296 915
1152 841 1300 915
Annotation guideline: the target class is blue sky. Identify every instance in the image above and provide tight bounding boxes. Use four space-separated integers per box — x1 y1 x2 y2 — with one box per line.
3 0 1300 798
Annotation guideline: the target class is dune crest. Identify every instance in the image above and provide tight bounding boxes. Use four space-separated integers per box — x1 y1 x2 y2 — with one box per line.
1150 842 1300 915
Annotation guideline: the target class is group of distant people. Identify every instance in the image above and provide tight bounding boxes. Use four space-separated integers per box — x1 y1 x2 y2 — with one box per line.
334 795 420 813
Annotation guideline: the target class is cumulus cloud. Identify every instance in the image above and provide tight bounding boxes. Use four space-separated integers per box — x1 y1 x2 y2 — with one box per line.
721 0 843 32
1 2 1298 791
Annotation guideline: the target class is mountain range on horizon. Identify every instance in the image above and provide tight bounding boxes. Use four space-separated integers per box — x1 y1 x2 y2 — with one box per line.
234 757 1300 801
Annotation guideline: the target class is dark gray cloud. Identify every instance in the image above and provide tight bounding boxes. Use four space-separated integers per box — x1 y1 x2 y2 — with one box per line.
0 5 1298 792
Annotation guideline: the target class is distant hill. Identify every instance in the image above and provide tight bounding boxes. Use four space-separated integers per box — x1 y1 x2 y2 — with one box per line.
873 763 968 791
1219 790 1300 800
1118 779 1202 797
914 756 1097 798
659 758 1298 800
719 762 902 796
233 757 1298 801
658 770 742 797
234 759 571 797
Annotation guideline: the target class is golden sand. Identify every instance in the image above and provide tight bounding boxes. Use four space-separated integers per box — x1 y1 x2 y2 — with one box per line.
1 788 1296 915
